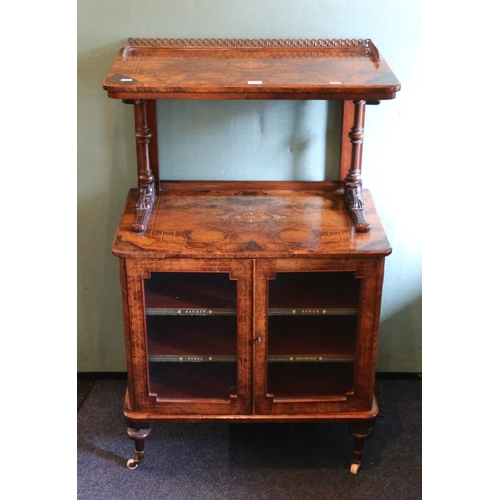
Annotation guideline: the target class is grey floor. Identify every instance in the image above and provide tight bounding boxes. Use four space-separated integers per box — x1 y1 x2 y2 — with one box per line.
77 375 421 500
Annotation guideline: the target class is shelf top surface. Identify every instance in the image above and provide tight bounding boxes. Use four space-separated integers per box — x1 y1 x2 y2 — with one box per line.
103 38 400 100
112 182 391 259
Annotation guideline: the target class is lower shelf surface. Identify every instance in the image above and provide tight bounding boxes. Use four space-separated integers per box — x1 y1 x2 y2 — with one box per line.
112 184 392 259
149 362 237 400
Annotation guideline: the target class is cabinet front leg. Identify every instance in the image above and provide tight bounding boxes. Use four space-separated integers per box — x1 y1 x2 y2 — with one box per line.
348 420 375 474
126 426 152 469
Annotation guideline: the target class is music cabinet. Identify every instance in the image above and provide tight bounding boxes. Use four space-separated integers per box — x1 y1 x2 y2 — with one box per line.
103 37 400 474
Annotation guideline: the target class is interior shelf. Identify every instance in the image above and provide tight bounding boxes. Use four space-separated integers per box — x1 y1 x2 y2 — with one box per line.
268 315 357 361
147 316 237 358
268 272 360 312
146 314 356 363
146 308 235 316
267 362 354 400
149 363 237 400
145 272 237 312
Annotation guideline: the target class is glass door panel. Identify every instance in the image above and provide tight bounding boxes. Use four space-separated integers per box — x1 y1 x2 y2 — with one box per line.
144 272 238 401
267 272 359 401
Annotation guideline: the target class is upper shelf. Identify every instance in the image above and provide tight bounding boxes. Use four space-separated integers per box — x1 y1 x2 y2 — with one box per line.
102 38 401 100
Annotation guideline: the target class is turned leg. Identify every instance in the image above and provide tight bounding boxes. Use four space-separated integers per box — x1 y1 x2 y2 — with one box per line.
348 419 375 474
344 99 370 233
132 99 156 233
126 425 152 469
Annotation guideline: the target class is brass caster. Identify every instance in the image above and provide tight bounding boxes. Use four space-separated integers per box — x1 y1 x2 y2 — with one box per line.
126 451 145 469
126 458 140 470
350 461 361 475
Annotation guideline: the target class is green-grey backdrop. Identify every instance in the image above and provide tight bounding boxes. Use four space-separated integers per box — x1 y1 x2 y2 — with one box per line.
78 0 422 372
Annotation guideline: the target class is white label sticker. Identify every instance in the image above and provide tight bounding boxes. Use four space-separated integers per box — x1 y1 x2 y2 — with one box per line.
248 80 263 84
121 78 133 82
329 81 342 84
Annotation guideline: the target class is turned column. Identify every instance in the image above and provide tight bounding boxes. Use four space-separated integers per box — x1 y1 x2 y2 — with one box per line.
132 99 156 233
344 99 370 233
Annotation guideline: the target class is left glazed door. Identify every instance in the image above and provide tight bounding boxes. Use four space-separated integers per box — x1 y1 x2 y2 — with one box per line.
122 258 253 415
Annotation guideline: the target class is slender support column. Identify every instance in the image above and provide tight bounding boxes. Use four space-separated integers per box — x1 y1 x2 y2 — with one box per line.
132 99 156 233
146 100 161 192
344 100 370 233
339 100 355 181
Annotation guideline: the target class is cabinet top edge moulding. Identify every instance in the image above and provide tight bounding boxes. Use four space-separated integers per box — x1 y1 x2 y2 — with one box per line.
102 38 401 101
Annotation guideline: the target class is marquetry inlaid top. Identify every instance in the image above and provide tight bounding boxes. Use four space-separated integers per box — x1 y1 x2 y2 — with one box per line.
112 182 391 259
102 38 400 100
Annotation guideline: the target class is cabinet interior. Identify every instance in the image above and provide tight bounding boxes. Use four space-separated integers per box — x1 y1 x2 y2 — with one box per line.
143 270 360 402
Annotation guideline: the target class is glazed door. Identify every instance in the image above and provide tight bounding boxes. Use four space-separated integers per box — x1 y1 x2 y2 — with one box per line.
253 258 385 415
124 258 252 415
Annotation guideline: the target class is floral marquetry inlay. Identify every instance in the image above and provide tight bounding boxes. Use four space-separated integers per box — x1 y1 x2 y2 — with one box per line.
232 211 277 224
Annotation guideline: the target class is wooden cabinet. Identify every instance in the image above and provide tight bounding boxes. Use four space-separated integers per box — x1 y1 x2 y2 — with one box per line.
103 38 400 474
112 184 391 473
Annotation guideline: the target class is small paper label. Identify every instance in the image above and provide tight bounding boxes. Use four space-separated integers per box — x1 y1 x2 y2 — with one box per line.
120 78 133 82
329 81 341 84
248 80 262 84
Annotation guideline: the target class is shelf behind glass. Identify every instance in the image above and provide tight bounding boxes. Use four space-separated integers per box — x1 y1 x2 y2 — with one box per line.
267 362 354 400
268 315 357 358
144 272 237 311
147 316 237 356
149 363 237 400
268 272 360 312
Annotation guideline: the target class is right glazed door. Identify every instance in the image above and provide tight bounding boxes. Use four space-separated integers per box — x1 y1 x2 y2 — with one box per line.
253 258 385 415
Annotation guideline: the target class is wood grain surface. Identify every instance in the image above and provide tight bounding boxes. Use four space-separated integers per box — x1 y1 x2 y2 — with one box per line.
112 182 391 259
103 38 400 100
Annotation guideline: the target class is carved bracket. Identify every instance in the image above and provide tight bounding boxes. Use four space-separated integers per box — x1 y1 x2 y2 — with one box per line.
133 181 156 233
345 181 370 233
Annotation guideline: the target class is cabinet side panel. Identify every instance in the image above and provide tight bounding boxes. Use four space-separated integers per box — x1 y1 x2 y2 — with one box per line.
119 258 137 405
123 260 151 410
354 259 385 407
